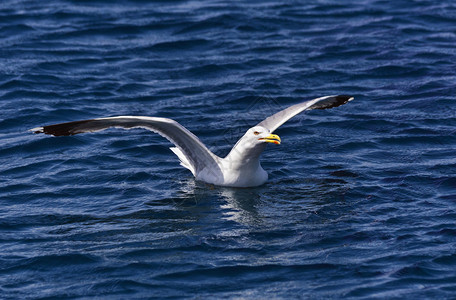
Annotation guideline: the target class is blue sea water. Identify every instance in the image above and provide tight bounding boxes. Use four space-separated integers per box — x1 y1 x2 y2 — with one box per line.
1 0 456 298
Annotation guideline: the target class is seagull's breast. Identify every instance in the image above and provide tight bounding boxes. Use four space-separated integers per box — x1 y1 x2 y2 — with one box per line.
195 158 267 188
222 165 268 187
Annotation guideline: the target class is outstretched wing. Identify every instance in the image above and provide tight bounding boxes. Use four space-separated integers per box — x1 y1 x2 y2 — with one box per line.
257 95 354 133
30 116 220 175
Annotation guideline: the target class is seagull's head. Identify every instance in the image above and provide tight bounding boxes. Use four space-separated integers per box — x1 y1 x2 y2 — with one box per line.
227 126 281 162
247 126 281 146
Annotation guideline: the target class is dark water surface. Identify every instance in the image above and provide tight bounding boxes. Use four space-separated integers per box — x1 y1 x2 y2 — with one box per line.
1 0 456 298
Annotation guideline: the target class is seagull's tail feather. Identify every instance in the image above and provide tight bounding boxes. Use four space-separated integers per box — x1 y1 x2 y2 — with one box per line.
170 147 196 176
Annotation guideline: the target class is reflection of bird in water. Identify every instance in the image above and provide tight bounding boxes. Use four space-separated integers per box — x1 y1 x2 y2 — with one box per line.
31 95 353 187
218 187 263 225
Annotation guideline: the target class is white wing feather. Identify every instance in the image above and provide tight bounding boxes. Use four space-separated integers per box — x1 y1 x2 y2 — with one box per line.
31 116 219 175
257 95 354 133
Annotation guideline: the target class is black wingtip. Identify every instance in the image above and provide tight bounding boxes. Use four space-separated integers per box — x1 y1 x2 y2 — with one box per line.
30 120 92 136
313 95 354 110
336 95 354 102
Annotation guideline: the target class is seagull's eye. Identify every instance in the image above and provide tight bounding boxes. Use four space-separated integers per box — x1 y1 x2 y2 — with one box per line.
253 131 260 135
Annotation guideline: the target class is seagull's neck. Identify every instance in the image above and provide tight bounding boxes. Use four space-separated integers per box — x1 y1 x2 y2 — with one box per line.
224 143 267 171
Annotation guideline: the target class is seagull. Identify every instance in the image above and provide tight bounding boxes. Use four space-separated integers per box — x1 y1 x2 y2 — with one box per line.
31 95 354 187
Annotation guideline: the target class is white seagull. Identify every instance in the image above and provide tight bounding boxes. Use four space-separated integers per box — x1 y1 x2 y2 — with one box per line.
31 95 354 187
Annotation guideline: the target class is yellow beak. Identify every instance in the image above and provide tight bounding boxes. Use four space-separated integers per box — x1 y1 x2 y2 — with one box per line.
259 133 281 145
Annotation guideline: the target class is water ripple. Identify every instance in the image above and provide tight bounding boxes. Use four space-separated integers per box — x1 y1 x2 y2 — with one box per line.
1 0 456 298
